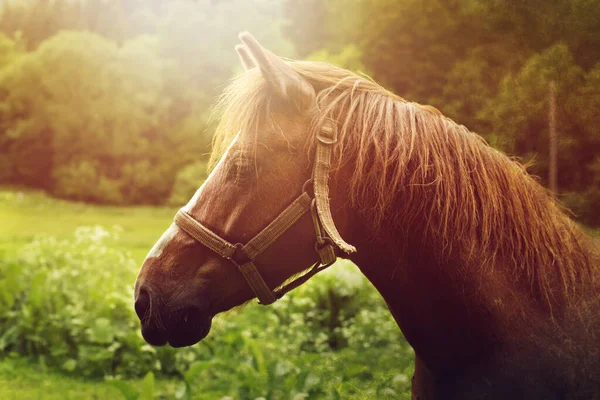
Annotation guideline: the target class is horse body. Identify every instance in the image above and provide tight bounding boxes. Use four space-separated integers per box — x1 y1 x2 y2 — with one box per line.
134 33 600 399
348 221 600 399
340 166 600 398
311 61 600 396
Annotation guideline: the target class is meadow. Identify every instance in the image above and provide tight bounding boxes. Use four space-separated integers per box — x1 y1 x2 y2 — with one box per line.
0 187 414 399
0 188 177 262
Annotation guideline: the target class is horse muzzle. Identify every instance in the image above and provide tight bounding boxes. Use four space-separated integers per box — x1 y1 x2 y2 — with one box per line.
134 285 213 347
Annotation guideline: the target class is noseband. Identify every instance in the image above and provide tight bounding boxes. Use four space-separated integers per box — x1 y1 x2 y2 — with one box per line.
173 122 356 305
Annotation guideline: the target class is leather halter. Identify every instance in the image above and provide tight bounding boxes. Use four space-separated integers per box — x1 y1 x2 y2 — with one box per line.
173 121 356 305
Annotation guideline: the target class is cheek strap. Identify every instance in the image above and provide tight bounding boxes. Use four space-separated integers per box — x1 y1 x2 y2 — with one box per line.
312 121 357 254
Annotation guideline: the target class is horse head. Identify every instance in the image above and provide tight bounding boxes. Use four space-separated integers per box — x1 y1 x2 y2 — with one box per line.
133 33 356 347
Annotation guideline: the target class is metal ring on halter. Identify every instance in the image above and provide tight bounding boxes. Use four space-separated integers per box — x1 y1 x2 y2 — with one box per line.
229 243 250 267
316 131 337 145
302 179 314 196
316 121 337 145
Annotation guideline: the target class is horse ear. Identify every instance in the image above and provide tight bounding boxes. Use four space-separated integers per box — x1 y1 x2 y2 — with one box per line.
235 45 256 70
238 31 315 112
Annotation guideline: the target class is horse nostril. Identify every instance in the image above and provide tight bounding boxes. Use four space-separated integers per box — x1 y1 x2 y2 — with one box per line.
135 287 151 320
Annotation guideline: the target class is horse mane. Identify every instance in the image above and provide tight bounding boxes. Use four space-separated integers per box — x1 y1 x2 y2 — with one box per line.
211 61 597 307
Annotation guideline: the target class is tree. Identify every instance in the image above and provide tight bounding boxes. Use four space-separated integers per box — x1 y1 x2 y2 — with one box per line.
281 0 600 224
0 31 199 203
485 44 589 188
0 0 295 204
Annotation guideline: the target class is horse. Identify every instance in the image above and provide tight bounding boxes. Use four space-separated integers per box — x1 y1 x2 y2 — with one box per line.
134 32 600 399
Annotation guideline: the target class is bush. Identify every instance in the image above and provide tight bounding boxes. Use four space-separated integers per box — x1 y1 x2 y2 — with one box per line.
562 188 600 226
0 227 412 398
167 161 208 206
52 161 124 204
0 226 197 377
51 160 179 205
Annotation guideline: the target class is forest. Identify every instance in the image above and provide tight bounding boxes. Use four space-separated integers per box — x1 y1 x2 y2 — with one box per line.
0 0 598 224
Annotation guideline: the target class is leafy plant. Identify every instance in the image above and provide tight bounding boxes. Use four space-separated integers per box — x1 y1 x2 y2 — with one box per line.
0 225 413 398
0 226 196 377
112 371 155 400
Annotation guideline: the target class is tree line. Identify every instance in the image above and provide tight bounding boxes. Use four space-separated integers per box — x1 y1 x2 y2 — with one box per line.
0 0 598 224
0 0 292 204
286 0 600 225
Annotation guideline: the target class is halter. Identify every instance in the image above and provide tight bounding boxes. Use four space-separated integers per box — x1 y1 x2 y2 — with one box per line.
173 121 356 305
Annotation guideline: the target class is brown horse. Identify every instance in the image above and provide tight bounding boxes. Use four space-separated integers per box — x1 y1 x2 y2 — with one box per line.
134 33 600 399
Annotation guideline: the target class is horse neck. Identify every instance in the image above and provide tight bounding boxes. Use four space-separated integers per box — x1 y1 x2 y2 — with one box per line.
346 217 503 369
344 197 600 375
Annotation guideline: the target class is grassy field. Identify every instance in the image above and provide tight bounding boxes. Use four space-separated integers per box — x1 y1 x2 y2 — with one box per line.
0 187 414 399
0 187 176 263
0 188 181 399
0 358 180 400
0 358 122 400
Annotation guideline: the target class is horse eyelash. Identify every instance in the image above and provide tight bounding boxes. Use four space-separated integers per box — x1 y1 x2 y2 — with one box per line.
227 157 256 183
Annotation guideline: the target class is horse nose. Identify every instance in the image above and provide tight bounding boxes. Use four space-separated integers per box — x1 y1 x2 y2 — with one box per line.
135 287 151 321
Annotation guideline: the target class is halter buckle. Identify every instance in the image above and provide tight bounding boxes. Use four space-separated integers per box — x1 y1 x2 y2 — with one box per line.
230 243 251 267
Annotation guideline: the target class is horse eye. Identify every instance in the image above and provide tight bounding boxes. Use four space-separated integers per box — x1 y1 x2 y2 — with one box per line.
236 160 254 175
228 158 255 181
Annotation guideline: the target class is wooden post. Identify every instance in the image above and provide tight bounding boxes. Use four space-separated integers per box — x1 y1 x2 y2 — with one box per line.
549 80 558 196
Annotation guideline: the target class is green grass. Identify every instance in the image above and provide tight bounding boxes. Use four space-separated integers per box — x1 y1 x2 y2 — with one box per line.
0 358 177 400
0 187 413 399
0 188 181 399
0 187 177 264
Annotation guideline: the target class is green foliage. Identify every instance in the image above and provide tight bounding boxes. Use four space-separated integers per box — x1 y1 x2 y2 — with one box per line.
52 160 124 204
0 226 412 396
286 0 600 225
562 188 600 226
484 43 600 224
0 0 86 50
0 189 413 398
0 32 21 69
0 0 294 206
283 0 361 58
0 30 201 204
0 226 159 377
486 43 583 151
112 371 155 400
307 44 369 75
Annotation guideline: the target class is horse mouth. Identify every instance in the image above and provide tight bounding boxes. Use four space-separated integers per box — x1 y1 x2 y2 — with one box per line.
168 318 212 347
140 309 213 348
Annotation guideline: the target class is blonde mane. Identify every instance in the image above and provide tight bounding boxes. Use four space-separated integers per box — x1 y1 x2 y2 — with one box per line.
211 61 597 307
